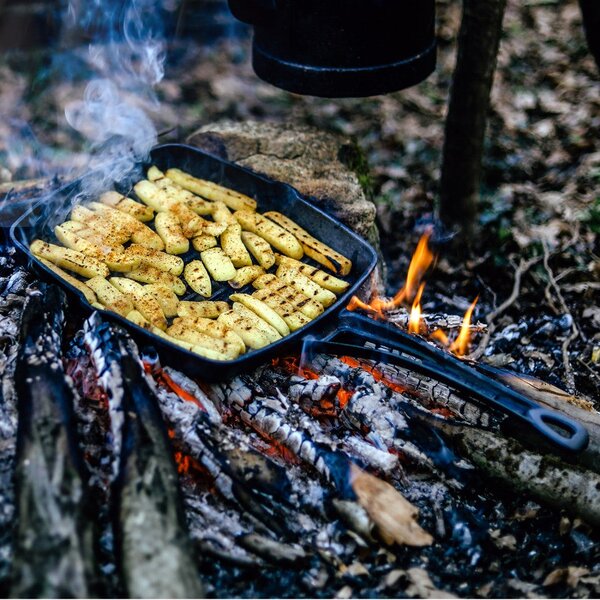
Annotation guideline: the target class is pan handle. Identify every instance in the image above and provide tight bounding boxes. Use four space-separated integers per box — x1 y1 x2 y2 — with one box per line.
527 408 590 453
305 329 589 454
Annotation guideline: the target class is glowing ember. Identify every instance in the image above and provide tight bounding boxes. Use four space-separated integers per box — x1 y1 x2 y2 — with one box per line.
450 296 479 356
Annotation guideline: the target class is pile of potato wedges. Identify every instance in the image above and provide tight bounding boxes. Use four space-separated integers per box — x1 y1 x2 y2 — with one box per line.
30 167 352 361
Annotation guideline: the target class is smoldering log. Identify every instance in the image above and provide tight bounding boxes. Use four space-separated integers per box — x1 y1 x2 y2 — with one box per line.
208 375 433 547
149 364 298 538
10 284 96 598
83 317 204 599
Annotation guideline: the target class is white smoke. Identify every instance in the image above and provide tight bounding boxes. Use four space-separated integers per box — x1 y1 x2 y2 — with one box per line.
64 0 168 193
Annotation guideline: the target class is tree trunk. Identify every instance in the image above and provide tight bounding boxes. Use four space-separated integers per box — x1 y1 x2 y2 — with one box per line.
439 0 507 233
579 0 600 70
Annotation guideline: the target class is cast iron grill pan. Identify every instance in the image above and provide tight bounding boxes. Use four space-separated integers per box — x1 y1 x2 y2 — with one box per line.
10 144 378 381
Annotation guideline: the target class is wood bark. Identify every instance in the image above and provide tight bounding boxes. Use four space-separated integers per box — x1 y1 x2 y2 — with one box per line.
579 0 600 70
10 284 97 598
439 0 507 232
114 334 204 599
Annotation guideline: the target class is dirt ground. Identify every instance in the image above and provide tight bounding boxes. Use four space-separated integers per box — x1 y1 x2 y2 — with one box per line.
0 0 598 399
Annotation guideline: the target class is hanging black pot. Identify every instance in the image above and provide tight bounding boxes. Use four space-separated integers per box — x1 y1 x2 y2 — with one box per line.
228 0 436 97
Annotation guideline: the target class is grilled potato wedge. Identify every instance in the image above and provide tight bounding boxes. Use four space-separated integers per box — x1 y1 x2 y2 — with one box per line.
166 168 257 212
234 210 303 259
87 201 164 250
275 255 350 294
240 231 275 269
229 293 290 337
200 248 237 282
167 321 240 359
71 205 131 245
144 284 179 318
252 274 324 319
211 201 237 225
217 310 272 349
147 167 216 216
221 223 253 267
109 277 168 330
154 211 189 255
30 240 109 279
38 258 98 304
99 191 154 222
135 178 206 237
126 310 228 360
124 244 184 275
126 265 186 295
232 302 281 343
85 276 134 316
54 224 140 272
276 265 337 307
192 234 218 252
264 211 352 275
228 265 265 289
58 220 125 251
184 260 212 297
177 300 229 320
251 288 311 331
172 316 245 356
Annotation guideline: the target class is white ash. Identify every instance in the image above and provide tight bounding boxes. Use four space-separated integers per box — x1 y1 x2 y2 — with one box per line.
343 436 399 475
0 271 27 585
163 366 221 425
83 319 124 484
182 489 263 566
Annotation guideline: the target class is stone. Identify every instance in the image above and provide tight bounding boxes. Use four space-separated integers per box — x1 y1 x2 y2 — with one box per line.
187 120 384 292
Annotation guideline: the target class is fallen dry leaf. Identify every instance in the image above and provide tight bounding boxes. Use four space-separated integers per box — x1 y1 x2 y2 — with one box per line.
349 463 433 547
405 568 456 599
543 566 590 588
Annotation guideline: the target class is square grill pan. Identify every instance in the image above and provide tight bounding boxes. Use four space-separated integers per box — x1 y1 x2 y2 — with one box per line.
10 143 378 381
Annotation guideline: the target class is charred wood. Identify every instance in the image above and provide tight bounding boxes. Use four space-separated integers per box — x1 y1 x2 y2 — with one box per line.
83 316 203 599
10 284 97 598
208 375 433 547
150 363 298 539
0 258 28 592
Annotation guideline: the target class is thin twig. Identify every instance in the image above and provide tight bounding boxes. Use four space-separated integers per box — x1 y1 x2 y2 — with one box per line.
542 239 579 393
468 255 541 360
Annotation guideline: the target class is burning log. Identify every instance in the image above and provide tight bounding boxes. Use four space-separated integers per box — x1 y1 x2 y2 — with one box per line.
82 316 204 598
208 374 433 547
147 358 299 538
10 284 97 598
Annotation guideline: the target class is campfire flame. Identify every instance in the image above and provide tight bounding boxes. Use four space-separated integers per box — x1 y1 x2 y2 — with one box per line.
408 282 425 335
450 296 479 357
348 230 479 356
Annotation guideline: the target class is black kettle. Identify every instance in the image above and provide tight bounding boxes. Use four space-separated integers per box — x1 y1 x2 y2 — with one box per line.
228 0 436 98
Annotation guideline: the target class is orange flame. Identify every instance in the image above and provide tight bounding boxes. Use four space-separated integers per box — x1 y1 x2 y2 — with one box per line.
392 229 435 307
408 282 426 335
450 296 479 356
347 229 436 318
430 328 449 346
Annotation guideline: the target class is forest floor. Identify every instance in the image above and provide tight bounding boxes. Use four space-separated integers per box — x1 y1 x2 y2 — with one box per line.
0 0 598 397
